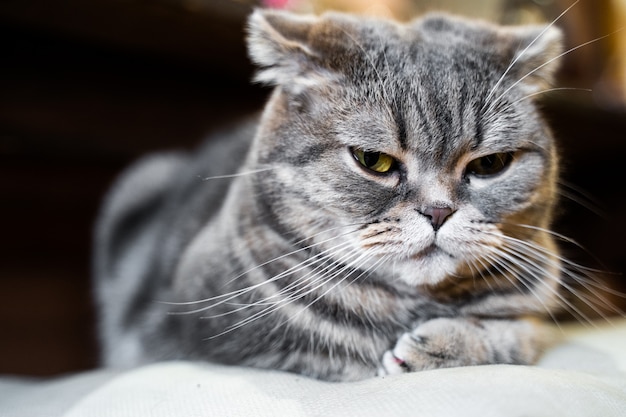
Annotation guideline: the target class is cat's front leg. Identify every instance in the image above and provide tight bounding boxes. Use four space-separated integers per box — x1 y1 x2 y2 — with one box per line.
379 317 552 375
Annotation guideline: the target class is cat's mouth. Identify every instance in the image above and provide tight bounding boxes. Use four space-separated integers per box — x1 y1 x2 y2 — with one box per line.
396 244 457 285
411 244 439 260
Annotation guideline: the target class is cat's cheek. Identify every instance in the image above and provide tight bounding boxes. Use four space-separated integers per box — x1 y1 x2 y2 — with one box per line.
469 187 533 220
467 162 546 218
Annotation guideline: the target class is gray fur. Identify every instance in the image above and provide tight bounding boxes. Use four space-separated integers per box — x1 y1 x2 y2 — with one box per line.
94 9 565 381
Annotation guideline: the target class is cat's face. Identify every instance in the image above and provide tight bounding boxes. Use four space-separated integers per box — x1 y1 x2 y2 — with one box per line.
248 10 562 288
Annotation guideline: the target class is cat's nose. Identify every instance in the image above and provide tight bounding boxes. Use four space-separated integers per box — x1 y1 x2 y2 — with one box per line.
419 206 455 231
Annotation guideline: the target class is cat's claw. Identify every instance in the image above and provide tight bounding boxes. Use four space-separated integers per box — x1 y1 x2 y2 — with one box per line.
379 350 409 375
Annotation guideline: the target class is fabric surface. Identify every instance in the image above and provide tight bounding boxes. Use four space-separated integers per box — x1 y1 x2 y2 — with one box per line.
2 320 626 417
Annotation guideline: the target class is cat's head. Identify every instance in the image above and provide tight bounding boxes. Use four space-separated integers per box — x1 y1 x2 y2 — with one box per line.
246 9 563 290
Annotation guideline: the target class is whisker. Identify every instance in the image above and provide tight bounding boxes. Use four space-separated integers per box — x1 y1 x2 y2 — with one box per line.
210 246 367 332
200 166 277 181
480 247 563 329
160 225 362 308
483 245 557 304
481 0 580 109
244 243 365 309
290 222 368 247
470 254 499 294
497 87 591 114
275 250 389 331
513 238 624 301
219 225 362 288
493 242 598 326
198 242 359 318
502 223 585 249
163 240 356 316
497 234 624 323
202 245 354 330
488 28 624 113
263 246 368 307
496 230 620 298
249 246 379 331
206 247 374 339
557 180 607 218
502 223 611 271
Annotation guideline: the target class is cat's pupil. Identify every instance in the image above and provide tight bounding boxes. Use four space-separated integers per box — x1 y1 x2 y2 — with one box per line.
364 152 381 167
481 155 498 168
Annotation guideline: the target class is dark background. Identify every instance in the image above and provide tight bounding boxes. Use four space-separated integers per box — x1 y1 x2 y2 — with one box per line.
0 0 624 376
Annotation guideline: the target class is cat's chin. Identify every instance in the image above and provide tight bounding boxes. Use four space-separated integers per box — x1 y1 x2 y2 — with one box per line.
391 249 459 287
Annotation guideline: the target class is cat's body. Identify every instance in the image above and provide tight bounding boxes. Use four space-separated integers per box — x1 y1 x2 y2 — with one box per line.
94 9 565 381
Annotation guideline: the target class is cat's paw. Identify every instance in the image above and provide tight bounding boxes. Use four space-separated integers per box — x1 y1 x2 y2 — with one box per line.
379 318 490 375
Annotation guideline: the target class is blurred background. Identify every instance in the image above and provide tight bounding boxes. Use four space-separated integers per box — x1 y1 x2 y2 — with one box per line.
0 0 624 377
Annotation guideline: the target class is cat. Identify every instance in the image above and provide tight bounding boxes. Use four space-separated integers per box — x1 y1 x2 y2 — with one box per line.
94 8 568 382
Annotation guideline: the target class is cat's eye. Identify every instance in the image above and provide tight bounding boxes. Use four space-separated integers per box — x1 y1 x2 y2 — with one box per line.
352 148 396 174
465 152 513 178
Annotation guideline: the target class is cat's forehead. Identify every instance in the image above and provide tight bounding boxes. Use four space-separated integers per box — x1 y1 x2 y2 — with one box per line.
249 9 561 106
330 37 490 155
321 16 540 158
249 9 560 157
338 17 504 90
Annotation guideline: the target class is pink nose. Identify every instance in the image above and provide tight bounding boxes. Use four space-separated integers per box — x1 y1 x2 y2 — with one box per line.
420 206 454 231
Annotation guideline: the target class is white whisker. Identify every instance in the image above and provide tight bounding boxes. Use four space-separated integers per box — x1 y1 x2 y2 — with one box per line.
482 0 580 110
206 247 374 339
249 243 365 308
164 239 356 316
504 223 610 271
275 250 389 330
471 254 499 294
496 232 624 324
160 225 362 309
480 247 563 328
493 242 597 326
197 242 358 318
213 246 368 332
200 166 277 181
488 29 623 114
498 87 591 114
557 181 607 218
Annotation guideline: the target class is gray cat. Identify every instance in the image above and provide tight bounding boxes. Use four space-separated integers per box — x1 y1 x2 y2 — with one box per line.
94 8 567 381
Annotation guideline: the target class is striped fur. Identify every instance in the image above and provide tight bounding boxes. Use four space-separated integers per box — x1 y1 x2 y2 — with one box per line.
94 9 565 381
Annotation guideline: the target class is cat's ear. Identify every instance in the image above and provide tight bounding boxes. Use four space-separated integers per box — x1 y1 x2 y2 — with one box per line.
503 25 563 92
247 9 334 90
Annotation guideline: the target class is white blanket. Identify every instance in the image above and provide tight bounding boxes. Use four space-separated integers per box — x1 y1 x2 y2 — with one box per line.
2 320 626 417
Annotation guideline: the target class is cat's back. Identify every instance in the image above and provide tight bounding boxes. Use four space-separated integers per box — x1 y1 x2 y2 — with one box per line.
93 118 257 364
95 117 257 279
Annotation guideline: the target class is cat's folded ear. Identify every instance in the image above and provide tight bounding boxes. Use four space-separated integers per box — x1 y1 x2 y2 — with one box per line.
247 9 337 90
502 24 563 93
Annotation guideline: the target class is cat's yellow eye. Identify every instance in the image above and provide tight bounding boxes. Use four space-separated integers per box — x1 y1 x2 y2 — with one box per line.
465 152 513 178
352 148 396 174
